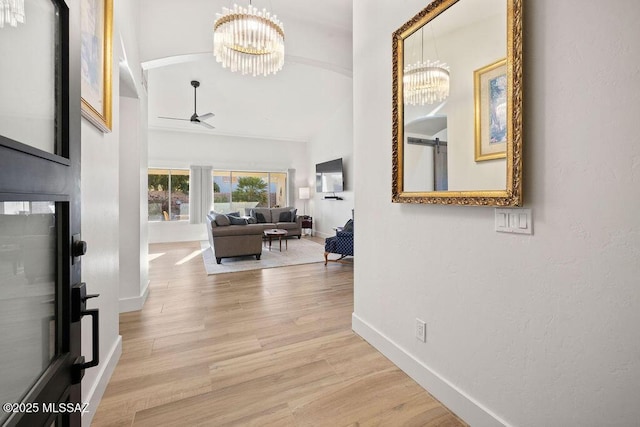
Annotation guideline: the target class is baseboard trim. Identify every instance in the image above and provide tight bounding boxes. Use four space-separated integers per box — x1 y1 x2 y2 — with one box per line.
81 335 122 427
119 285 150 313
352 313 510 427
314 231 333 239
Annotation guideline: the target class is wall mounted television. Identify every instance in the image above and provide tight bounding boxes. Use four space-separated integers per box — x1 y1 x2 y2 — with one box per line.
315 158 344 194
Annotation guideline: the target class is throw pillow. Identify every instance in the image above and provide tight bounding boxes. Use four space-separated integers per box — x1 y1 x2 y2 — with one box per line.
289 208 297 222
229 216 248 225
246 216 257 224
343 219 354 232
214 214 230 227
227 211 240 217
278 211 292 222
255 212 267 224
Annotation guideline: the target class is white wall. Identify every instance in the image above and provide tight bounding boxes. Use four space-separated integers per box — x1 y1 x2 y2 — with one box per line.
119 96 149 312
307 93 355 237
148 129 309 243
353 1 640 426
441 12 506 191
138 96 149 309
79 65 122 427
81 0 147 423
117 0 148 314
404 132 436 191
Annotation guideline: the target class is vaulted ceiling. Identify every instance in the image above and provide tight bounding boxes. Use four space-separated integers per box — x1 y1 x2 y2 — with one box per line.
137 0 353 142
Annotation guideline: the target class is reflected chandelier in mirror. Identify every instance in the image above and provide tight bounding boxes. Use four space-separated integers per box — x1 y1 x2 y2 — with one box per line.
392 0 523 206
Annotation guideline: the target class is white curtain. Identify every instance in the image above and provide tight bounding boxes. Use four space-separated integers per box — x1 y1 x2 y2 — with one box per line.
189 165 213 224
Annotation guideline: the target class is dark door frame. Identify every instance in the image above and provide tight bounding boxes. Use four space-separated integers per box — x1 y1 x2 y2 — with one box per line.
0 0 83 425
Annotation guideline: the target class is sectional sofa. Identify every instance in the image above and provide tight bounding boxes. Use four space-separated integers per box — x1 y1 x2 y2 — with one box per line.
206 207 303 264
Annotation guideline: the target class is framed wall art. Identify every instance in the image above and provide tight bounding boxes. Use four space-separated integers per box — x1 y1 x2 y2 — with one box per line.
474 58 507 162
80 0 113 132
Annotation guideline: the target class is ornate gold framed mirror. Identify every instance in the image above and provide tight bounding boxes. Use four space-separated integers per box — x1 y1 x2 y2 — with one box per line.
392 0 523 206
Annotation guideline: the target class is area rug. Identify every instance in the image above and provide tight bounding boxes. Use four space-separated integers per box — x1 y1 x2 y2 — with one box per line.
200 238 325 275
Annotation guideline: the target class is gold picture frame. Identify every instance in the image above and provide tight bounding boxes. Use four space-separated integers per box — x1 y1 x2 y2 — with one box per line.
474 58 507 162
80 0 113 133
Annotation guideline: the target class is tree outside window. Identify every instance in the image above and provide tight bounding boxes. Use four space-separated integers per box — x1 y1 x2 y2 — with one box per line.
232 176 268 206
148 169 189 221
212 170 287 214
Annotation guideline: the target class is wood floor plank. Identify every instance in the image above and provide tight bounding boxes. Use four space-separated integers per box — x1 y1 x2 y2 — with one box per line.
133 360 342 426
92 241 466 426
208 331 356 392
289 368 435 425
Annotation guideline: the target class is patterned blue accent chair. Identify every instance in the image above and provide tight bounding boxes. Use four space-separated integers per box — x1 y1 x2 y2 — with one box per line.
324 219 354 265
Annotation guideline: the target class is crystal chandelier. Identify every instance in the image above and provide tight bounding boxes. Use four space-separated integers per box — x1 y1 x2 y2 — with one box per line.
403 60 450 105
403 25 449 106
213 3 285 77
0 0 25 28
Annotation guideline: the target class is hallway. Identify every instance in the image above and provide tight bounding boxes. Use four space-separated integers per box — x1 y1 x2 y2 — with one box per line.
92 241 464 426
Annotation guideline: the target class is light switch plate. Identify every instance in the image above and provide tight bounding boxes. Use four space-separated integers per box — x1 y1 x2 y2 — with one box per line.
495 208 532 235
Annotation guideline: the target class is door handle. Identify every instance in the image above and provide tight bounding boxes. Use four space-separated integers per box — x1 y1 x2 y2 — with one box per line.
71 283 100 384
71 282 99 322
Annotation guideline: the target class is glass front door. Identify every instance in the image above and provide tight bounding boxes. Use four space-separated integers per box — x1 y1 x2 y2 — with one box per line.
0 0 85 426
0 203 57 425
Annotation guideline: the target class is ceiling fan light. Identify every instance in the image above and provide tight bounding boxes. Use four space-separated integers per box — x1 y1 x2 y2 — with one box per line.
213 3 285 77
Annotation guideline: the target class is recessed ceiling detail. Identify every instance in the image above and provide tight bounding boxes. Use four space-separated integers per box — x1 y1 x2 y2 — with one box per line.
141 0 353 142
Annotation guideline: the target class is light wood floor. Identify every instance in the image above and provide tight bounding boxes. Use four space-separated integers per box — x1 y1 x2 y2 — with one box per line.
92 240 465 426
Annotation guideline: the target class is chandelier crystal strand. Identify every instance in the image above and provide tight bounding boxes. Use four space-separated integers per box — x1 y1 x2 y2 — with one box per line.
403 60 450 105
213 4 285 76
0 0 25 28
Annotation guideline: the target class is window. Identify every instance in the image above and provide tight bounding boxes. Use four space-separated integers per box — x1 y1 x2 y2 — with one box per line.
148 169 189 221
212 171 287 214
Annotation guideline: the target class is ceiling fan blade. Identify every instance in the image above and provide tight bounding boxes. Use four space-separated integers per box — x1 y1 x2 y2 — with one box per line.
160 82 215 129
158 116 189 121
198 121 215 130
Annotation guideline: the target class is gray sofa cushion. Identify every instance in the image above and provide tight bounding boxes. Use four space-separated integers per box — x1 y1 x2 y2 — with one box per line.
275 221 299 231
278 211 292 222
214 214 230 226
212 224 264 237
229 216 248 225
226 207 301 237
270 207 291 223
252 207 272 223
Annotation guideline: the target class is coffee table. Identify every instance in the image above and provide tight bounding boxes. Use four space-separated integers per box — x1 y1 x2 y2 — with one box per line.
263 229 288 251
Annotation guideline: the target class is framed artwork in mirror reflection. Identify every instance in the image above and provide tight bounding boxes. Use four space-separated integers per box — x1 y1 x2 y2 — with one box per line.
474 58 507 162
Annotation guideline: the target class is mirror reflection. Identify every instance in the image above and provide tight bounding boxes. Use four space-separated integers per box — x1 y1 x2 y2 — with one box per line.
393 0 522 206
403 0 506 192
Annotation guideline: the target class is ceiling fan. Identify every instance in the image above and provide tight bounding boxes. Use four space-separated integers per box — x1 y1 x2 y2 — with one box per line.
159 80 215 129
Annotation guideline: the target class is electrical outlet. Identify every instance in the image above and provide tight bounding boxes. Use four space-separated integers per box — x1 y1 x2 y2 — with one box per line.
415 318 426 342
